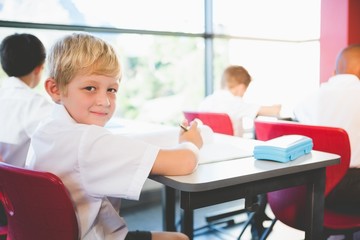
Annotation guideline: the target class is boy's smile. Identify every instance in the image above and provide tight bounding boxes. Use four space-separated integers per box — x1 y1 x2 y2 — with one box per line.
60 73 119 127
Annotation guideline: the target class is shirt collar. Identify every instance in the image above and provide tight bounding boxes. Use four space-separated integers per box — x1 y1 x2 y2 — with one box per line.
2 76 31 89
52 104 78 124
328 74 360 85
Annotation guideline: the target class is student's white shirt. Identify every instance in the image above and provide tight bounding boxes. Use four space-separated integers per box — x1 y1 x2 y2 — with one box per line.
0 77 53 166
198 90 260 136
293 74 360 168
26 104 160 240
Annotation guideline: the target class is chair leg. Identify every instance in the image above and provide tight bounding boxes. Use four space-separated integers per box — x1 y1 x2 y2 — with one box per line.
260 218 277 240
249 193 272 239
237 212 255 240
237 194 273 240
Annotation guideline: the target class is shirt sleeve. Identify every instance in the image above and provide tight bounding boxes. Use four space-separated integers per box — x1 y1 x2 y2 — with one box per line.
230 100 260 120
78 126 159 200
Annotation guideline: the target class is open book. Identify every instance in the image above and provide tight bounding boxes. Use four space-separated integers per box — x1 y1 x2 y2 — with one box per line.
198 137 254 164
110 123 254 164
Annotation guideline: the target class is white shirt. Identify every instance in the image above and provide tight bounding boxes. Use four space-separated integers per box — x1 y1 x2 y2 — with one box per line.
294 74 360 168
26 104 160 240
0 77 53 166
198 90 260 136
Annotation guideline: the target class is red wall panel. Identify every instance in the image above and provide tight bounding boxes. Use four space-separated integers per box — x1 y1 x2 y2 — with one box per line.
321 0 360 83
320 0 348 83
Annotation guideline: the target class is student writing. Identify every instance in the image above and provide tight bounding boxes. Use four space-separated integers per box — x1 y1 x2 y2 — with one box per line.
198 65 281 137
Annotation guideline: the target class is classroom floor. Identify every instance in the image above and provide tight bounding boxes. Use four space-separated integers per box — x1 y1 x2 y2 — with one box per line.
122 194 360 240
121 197 306 240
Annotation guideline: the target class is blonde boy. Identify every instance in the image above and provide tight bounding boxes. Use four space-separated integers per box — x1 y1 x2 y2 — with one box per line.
26 33 202 240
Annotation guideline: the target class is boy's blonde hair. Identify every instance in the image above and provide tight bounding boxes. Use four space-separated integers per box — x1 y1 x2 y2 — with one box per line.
221 65 252 89
48 33 121 93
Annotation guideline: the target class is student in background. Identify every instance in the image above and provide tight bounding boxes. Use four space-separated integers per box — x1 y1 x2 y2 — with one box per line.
293 44 360 213
0 33 53 167
26 33 202 240
198 65 281 137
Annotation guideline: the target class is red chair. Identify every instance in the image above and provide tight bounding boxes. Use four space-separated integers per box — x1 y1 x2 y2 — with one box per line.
0 162 79 240
183 111 234 136
183 111 270 238
254 119 360 239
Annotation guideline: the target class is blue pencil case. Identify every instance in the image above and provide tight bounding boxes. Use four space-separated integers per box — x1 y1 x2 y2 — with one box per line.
254 135 313 163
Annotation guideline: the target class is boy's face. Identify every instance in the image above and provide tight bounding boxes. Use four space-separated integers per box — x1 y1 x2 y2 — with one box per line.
61 73 119 127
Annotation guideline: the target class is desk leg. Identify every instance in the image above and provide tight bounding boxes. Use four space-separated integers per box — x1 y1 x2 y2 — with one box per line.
181 207 194 240
305 168 326 240
162 186 176 231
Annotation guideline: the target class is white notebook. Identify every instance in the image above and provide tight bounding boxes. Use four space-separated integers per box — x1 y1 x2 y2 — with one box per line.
113 124 254 164
198 141 253 164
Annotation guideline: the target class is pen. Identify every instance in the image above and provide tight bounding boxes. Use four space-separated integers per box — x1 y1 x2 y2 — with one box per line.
179 123 189 132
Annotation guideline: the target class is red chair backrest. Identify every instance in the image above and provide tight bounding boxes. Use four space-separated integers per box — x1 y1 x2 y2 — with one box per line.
254 119 351 230
183 111 234 136
0 162 79 240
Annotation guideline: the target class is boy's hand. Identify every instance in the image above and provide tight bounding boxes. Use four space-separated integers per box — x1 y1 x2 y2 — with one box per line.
179 120 203 149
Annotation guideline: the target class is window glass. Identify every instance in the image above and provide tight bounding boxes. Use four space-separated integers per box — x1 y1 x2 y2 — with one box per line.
0 0 322 126
0 0 204 33
114 34 204 125
0 28 204 125
213 0 321 40
213 38 320 118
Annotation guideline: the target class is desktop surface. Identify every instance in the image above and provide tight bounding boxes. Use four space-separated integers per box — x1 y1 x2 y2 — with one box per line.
150 150 340 192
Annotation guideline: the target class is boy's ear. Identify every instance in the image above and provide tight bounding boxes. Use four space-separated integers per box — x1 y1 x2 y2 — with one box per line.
45 78 61 104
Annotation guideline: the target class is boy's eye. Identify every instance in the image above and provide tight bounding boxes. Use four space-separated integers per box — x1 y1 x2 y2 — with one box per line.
108 88 118 93
84 86 96 92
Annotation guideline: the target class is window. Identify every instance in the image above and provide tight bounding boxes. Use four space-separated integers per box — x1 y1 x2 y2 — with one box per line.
212 0 321 117
0 0 204 33
0 28 204 124
114 34 204 124
0 0 321 124
213 0 320 40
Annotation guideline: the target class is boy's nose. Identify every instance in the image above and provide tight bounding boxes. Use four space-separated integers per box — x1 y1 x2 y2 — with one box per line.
96 93 110 106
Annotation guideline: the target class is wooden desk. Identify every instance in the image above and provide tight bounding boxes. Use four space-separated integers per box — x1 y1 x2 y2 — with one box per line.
150 151 340 240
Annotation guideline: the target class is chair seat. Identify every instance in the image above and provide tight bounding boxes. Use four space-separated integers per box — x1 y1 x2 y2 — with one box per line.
254 119 358 238
0 162 79 240
324 209 360 230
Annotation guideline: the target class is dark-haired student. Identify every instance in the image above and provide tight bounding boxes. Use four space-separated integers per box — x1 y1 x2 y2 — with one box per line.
0 33 53 167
